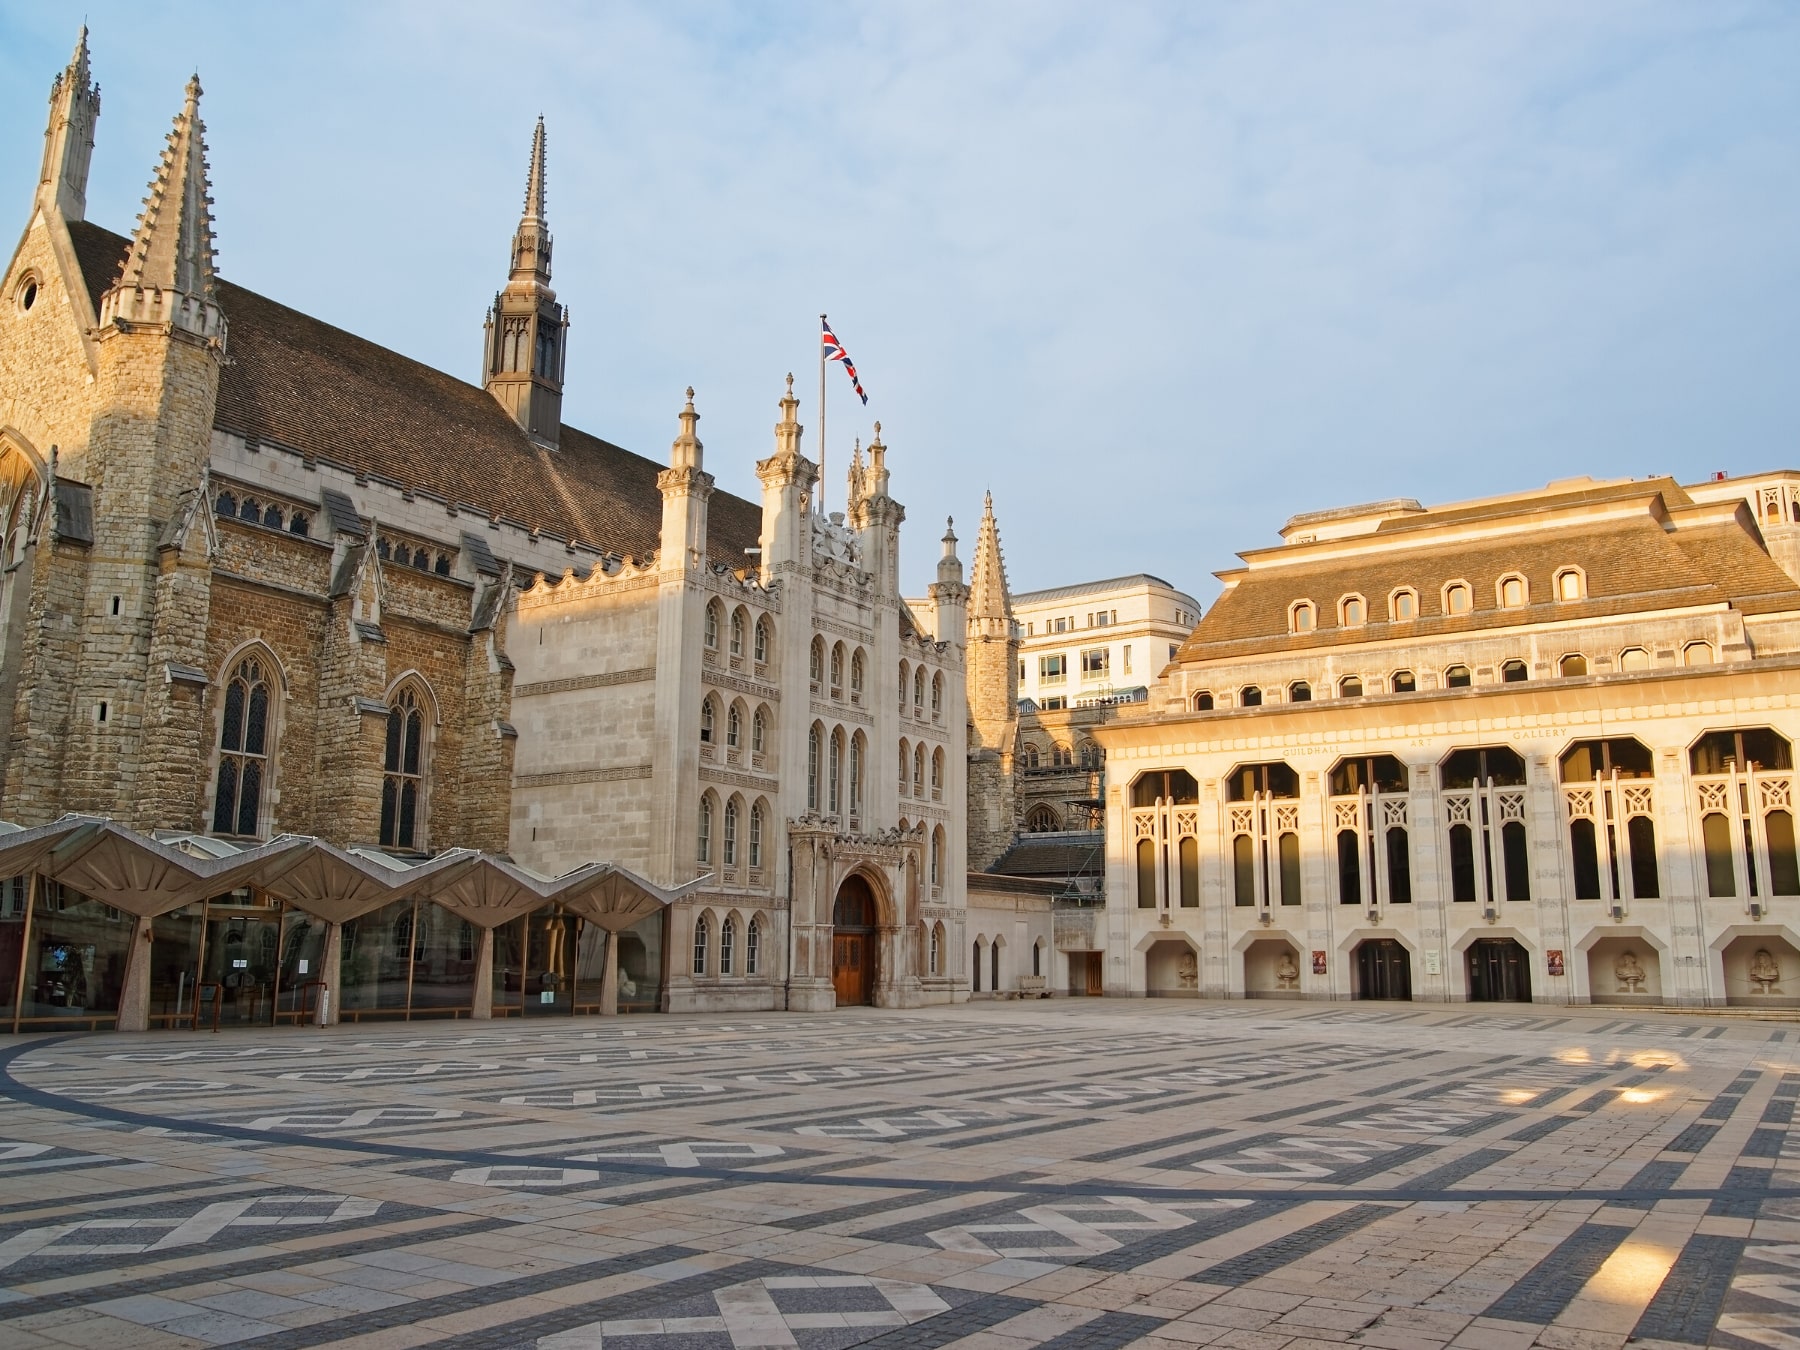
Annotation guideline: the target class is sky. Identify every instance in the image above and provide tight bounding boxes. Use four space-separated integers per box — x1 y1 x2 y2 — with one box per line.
2 3 1796 604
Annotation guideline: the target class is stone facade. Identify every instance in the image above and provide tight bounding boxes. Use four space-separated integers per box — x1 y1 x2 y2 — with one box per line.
1095 474 1800 1008
0 33 973 1025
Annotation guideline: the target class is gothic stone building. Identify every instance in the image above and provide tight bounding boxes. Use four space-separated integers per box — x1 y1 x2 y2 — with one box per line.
0 35 969 1027
1096 472 1800 1008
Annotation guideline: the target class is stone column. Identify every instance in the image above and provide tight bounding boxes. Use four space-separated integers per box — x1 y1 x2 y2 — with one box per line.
114 914 155 1032
470 927 494 1020
599 931 619 1016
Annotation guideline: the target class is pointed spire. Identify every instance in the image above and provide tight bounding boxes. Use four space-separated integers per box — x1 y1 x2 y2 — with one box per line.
846 437 864 510
484 118 565 444
100 75 224 342
508 118 553 285
969 491 1013 627
38 24 100 221
523 116 547 223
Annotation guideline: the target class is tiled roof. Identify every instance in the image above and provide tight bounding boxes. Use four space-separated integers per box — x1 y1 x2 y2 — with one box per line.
1178 493 1800 664
64 221 763 566
990 832 1105 879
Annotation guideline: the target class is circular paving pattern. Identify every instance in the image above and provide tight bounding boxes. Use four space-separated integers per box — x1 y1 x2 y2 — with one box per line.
0 1000 1795 1348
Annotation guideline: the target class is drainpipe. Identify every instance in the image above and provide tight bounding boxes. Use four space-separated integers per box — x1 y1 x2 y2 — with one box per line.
783 839 795 1011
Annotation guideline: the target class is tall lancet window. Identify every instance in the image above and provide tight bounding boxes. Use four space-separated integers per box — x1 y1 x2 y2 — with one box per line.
381 686 428 850
213 657 272 837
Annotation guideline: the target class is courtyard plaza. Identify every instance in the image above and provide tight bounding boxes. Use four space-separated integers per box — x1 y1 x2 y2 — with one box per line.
0 1003 1794 1349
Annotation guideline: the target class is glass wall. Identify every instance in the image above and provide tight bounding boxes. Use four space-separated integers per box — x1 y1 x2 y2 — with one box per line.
409 905 477 1017
339 896 416 1019
0 877 28 1026
17 884 133 1030
149 904 206 1028
491 906 616 1016
617 909 665 1013
275 908 328 1023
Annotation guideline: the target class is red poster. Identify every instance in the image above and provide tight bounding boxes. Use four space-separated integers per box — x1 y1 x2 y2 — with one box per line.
1546 949 1565 977
1311 950 1327 976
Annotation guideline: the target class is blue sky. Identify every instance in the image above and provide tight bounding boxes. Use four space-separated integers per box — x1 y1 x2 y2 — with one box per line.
3 3 1796 603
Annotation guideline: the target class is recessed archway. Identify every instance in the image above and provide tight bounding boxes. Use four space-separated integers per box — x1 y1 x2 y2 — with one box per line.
1353 939 1412 1000
1467 938 1531 1003
830 872 879 1007
1722 935 1800 1008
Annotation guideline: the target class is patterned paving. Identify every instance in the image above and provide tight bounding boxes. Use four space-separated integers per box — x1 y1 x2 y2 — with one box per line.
0 1001 1797 1347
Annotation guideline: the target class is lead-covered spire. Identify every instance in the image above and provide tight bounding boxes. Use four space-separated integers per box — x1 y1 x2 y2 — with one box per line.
100 75 225 343
483 117 566 445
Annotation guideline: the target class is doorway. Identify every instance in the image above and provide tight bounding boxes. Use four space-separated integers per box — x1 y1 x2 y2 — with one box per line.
831 874 878 1007
1468 938 1531 1002
1074 951 1102 996
1355 939 1412 1000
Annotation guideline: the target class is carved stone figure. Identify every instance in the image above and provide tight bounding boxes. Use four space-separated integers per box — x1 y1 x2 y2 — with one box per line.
1615 949 1647 993
1178 950 1199 990
1751 947 1781 994
1275 949 1300 989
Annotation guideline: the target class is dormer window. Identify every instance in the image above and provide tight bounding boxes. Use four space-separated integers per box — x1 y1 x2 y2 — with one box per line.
1390 589 1417 622
1290 601 1316 634
1340 595 1366 627
1555 568 1585 602
1444 582 1472 615
1498 574 1527 608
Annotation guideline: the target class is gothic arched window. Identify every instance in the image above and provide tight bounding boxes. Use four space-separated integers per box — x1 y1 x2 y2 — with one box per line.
213 656 273 837
380 685 428 850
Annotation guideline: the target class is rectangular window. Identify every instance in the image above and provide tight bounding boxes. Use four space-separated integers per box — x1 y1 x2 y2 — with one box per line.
1040 696 1066 711
1123 645 1132 674
1052 617 1069 633
1081 648 1109 679
1039 654 1067 683
1018 660 1026 682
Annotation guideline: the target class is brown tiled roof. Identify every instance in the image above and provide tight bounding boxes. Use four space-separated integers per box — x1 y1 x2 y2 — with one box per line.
990 833 1105 880
1179 502 1800 664
64 221 763 565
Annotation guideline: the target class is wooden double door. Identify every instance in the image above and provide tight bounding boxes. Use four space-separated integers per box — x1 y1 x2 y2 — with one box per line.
831 875 878 1007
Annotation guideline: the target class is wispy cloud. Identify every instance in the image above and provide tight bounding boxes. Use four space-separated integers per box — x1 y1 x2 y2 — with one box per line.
2 2 1795 598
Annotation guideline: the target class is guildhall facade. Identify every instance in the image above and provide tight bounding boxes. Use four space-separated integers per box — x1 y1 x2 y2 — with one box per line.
0 34 970 1032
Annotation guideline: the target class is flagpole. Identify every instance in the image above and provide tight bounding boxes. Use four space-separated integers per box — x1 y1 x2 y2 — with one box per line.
818 313 828 515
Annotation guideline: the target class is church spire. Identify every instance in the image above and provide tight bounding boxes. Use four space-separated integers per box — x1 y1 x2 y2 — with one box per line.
98 75 225 343
483 118 567 446
38 26 101 221
968 491 1013 636
516 116 550 280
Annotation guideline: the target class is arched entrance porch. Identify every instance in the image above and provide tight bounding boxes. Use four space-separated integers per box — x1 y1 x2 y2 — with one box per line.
831 873 879 1007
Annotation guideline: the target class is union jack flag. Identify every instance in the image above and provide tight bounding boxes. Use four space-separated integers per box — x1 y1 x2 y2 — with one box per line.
821 316 868 405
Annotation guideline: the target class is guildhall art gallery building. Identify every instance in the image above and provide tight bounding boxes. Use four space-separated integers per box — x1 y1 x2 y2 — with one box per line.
1095 472 1800 1010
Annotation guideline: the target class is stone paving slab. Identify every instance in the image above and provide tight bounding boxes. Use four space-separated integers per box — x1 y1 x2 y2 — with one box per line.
2 1000 1799 1347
